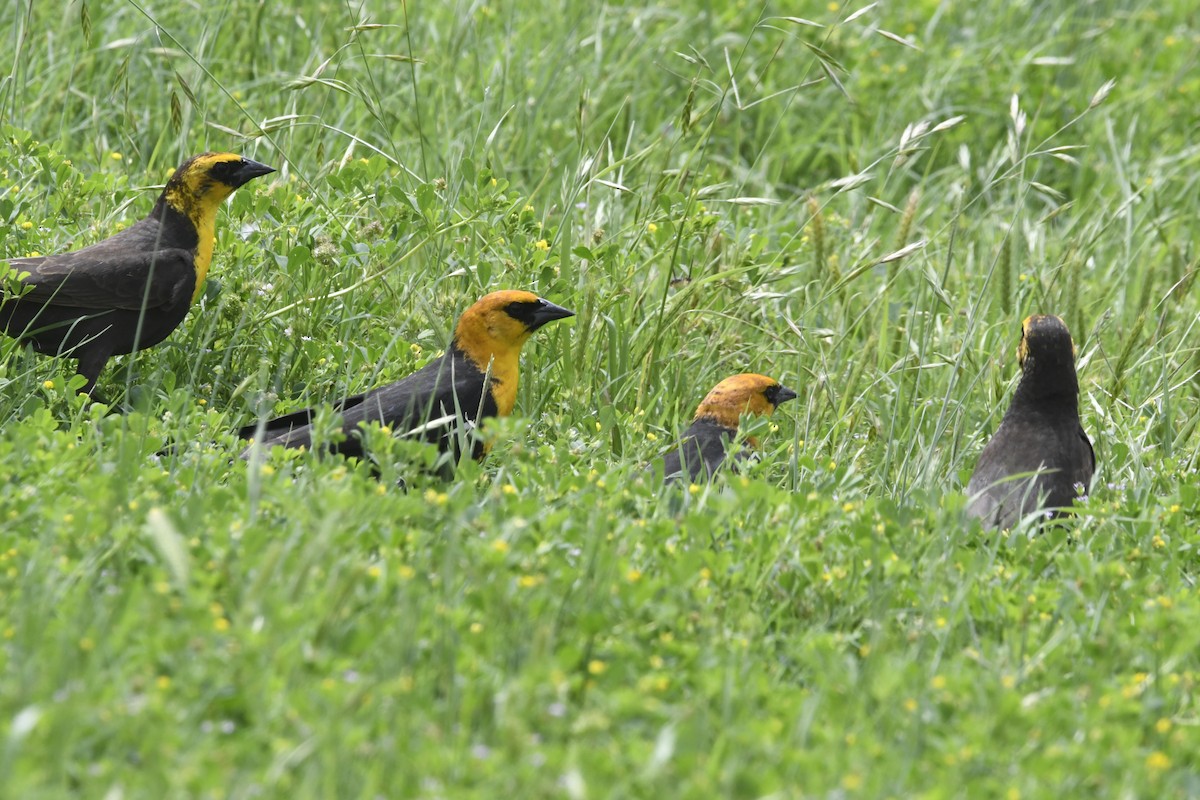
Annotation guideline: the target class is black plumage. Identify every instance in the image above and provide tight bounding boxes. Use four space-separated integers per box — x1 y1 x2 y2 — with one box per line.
661 417 744 482
967 314 1095 528
1 153 274 394
240 290 574 466
657 374 798 483
240 346 499 461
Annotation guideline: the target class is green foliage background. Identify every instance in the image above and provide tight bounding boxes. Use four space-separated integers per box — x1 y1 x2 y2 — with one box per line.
1 0 1198 796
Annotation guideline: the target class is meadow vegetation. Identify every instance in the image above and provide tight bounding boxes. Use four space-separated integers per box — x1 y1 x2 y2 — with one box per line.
1 0 1198 796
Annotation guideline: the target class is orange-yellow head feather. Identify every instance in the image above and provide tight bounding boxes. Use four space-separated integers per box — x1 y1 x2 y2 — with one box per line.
161 152 274 301
452 290 574 416
693 373 798 431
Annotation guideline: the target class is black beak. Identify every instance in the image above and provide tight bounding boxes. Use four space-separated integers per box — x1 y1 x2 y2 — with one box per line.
232 158 276 187
528 298 575 331
773 384 799 407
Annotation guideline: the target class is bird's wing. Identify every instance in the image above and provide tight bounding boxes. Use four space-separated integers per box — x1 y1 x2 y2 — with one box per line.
660 419 735 482
7 237 195 311
659 444 686 481
246 354 492 455
237 390 369 440
342 355 491 436
1078 425 1096 484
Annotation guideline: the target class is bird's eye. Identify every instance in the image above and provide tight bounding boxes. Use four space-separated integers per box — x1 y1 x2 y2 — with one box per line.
208 159 241 185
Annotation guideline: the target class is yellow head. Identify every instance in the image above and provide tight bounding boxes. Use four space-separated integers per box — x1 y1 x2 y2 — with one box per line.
163 152 275 220
452 290 574 416
693 373 799 430
161 152 275 301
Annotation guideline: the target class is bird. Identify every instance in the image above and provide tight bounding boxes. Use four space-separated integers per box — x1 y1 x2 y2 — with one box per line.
239 290 574 465
0 152 275 395
967 314 1095 528
654 373 798 482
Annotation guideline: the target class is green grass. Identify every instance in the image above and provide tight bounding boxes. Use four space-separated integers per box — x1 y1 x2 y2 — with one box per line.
2 0 1199 796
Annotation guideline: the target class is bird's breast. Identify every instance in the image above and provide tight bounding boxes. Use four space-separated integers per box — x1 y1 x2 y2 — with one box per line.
489 373 518 417
189 212 216 303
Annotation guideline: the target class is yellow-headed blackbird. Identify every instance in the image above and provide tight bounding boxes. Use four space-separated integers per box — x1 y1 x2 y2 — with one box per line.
967 314 1095 528
0 152 275 394
656 373 798 482
240 290 574 462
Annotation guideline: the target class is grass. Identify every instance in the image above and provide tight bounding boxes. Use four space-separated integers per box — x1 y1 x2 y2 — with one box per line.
2 0 1199 796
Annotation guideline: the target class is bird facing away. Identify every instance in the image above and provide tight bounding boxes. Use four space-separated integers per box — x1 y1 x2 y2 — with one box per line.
967 314 1095 529
656 373 798 483
239 290 574 464
0 152 275 395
